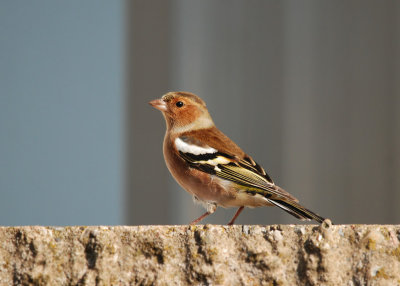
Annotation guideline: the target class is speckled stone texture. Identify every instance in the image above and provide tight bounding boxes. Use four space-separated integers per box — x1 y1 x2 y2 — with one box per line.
0 222 399 285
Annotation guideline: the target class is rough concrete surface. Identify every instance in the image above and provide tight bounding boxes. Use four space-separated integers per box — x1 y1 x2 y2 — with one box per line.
0 221 399 285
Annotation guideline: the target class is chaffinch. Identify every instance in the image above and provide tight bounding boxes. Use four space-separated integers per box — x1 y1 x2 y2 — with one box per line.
149 91 326 225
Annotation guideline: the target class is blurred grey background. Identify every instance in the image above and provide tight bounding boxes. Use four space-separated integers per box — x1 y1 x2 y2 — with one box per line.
1 1 399 226
0 1 122 225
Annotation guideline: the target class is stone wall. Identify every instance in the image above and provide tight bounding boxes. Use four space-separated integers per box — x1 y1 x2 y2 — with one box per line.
0 221 399 285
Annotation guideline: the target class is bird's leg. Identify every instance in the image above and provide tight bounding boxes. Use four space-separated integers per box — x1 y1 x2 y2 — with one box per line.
227 206 244 225
190 211 211 225
189 203 216 225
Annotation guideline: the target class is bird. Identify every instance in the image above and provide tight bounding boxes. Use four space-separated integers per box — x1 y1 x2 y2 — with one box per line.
149 91 326 225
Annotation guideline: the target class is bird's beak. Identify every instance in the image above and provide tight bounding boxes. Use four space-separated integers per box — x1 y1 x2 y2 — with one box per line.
149 99 168 112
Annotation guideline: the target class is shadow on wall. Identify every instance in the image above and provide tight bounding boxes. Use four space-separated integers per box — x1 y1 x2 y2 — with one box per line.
125 0 400 225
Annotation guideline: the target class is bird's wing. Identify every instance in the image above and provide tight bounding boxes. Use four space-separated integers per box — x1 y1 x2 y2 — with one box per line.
175 132 325 223
175 133 297 202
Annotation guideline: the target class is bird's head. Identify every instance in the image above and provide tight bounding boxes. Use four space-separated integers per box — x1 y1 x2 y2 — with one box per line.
149 91 214 132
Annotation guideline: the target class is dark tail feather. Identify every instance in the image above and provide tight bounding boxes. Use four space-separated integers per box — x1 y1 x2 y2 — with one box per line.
268 198 325 224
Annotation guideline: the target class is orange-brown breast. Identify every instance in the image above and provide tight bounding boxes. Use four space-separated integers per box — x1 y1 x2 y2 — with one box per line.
163 130 237 204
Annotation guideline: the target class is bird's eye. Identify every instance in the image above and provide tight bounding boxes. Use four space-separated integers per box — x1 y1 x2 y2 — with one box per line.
176 101 184 108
